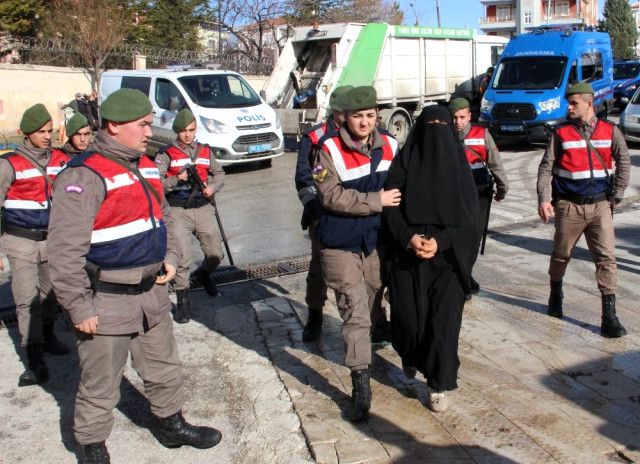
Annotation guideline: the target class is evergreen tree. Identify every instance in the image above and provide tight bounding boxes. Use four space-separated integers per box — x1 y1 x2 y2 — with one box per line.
146 0 207 50
0 0 46 36
603 0 638 59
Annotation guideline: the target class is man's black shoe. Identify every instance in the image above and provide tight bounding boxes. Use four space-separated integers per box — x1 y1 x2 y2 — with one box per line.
302 308 323 342
548 280 563 318
156 411 222 449
348 368 371 422
469 276 480 292
601 294 627 338
82 441 110 464
18 343 49 387
193 268 219 297
174 290 191 323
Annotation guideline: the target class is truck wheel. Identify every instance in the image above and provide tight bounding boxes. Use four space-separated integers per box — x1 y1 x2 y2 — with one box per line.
379 108 412 146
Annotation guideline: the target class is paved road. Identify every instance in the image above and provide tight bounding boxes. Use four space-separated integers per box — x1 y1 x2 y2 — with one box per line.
1 133 640 463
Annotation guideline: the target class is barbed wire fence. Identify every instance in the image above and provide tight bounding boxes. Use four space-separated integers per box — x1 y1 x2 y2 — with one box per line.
0 35 274 75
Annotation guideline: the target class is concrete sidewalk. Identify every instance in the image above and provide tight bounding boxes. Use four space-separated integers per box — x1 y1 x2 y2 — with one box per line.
1 206 640 463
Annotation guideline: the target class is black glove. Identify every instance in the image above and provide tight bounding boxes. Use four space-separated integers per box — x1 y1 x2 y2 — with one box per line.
300 201 315 230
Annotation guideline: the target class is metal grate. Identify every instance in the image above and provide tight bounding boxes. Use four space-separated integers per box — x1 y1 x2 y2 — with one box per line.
0 259 311 328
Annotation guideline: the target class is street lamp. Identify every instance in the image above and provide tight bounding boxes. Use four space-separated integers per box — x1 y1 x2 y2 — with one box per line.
409 3 419 26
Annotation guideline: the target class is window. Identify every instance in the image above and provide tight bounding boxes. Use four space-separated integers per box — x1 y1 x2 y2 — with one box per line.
581 53 603 84
155 79 185 112
524 12 532 25
497 5 511 21
555 1 569 18
121 76 151 96
178 74 262 109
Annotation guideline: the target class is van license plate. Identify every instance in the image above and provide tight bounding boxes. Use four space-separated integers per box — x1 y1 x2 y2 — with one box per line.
248 143 271 153
500 124 524 132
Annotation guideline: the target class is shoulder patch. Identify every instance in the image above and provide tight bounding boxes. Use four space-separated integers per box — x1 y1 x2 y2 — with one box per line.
312 164 327 183
65 184 84 194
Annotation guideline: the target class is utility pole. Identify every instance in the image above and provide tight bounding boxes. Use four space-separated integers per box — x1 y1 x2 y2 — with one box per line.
436 0 441 27
218 1 222 60
409 3 419 26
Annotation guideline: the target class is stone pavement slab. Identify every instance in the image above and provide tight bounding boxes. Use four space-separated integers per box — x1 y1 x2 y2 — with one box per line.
254 282 639 464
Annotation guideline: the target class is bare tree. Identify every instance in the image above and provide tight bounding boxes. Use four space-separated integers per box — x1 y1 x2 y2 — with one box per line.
212 0 289 66
324 0 403 25
45 0 132 92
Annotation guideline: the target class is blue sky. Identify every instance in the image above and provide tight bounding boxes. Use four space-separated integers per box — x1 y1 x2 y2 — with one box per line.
395 0 610 32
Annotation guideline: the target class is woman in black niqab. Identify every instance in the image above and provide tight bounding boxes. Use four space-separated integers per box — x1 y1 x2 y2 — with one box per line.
383 104 479 412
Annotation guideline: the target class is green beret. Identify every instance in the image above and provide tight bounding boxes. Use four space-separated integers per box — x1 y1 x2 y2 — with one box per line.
448 97 470 114
329 85 354 111
566 83 594 97
20 103 52 134
172 108 196 132
66 112 89 137
338 86 377 112
100 88 153 122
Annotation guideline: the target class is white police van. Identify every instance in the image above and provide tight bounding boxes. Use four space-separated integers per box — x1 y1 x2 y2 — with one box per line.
99 68 284 167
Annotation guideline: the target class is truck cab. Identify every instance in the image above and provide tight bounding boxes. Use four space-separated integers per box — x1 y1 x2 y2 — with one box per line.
613 60 640 110
479 27 614 143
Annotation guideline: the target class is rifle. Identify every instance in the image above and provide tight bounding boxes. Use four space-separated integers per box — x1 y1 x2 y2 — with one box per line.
480 182 494 256
180 163 235 266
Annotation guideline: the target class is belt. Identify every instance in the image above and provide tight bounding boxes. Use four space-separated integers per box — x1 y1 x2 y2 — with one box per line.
93 275 157 295
3 223 48 241
167 197 209 208
556 192 607 205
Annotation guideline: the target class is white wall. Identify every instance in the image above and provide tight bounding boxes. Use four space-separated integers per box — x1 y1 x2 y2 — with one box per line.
0 64 269 134
0 64 94 133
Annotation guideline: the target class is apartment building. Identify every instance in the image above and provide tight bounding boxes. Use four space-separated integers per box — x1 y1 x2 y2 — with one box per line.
479 0 599 37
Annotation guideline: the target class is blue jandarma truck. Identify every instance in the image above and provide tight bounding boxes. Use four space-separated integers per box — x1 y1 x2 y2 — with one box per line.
479 26 614 143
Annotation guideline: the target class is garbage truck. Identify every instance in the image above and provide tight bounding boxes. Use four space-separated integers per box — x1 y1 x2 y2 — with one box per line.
262 23 508 145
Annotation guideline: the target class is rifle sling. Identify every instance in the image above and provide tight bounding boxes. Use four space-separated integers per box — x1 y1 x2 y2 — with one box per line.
11 151 54 185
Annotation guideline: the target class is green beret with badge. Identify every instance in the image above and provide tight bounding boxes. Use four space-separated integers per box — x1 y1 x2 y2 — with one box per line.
20 103 52 134
100 88 153 122
565 82 594 96
329 85 354 112
337 86 377 112
448 97 470 114
172 108 196 132
66 113 89 137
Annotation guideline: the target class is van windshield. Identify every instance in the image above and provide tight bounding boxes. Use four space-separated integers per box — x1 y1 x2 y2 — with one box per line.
493 57 568 90
178 74 262 108
613 63 640 80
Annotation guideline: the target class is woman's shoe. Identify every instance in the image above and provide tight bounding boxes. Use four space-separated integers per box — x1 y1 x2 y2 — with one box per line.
427 387 448 412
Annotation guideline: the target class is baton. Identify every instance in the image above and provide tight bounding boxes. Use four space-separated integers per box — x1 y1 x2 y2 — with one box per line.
480 185 494 256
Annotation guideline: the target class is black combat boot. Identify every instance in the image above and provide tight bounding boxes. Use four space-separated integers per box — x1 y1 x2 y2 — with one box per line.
348 368 371 422
82 441 110 464
156 411 222 449
18 343 49 387
302 308 323 342
548 280 563 318
43 323 71 355
601 294 627 338
194 268 219 297
174 290 191 324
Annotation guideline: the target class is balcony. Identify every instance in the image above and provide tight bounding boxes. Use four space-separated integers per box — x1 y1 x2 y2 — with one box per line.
479 0 515 4
479 15 516 31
